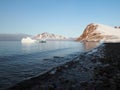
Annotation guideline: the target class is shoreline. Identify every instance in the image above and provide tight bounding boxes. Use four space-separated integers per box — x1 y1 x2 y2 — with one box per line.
7 52 86 90
8 43 120 90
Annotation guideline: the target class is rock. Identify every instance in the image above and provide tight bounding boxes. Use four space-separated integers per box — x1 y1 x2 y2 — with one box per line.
48 84 55 90
53 56 63 58
80 81 88 87
64 65 68 68
49 69 57 75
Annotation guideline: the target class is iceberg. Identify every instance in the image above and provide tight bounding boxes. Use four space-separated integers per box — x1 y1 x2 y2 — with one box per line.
21 37 36 43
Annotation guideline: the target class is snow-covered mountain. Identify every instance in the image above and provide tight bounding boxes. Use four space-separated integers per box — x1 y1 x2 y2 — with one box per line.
33 32 69 40
76 23 120 42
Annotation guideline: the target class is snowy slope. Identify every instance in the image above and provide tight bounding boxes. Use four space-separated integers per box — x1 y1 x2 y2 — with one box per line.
34 32 69 40
77 23 120 42
95 24 120 37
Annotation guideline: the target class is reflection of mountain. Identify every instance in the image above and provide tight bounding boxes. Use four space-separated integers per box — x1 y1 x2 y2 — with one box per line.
82 42 99 51
0 34 31 41
33 32 69 40
77 23 120 42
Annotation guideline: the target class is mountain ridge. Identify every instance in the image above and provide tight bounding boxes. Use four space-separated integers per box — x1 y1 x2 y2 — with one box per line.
33 32 69 40
76 23 120 42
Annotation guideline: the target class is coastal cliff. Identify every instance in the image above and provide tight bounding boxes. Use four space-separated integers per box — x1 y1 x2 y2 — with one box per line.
76 23 120 42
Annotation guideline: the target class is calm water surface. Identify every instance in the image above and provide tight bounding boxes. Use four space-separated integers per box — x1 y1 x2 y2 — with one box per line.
0 41 99 89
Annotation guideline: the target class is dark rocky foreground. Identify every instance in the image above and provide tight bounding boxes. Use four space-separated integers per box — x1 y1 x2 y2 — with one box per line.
8 43 120 90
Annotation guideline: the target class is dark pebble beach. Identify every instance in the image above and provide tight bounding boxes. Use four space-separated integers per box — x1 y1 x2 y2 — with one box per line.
8 43 120 90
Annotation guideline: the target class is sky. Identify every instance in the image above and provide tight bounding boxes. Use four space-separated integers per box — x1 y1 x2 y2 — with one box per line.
0 0 120 37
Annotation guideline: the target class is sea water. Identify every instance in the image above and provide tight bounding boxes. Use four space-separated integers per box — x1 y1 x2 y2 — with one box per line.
0 41 99 89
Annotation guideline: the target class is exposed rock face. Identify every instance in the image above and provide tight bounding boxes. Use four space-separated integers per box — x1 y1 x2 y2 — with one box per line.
34 32 68 40
76 23 120 42
76 23 103 41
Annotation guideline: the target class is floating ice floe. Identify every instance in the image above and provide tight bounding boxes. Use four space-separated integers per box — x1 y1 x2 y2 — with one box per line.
21 37 37 43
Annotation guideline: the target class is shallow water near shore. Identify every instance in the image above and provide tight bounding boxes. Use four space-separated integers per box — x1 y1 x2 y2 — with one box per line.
0 41 99 90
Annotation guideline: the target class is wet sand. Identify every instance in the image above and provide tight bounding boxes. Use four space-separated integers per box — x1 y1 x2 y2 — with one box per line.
8 43 120 90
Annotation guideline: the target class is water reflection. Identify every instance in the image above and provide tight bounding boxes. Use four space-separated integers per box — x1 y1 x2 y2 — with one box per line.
82 41 100 51
22 43 37 53
21 41 81 54
0 41 100 90
21 41 100 54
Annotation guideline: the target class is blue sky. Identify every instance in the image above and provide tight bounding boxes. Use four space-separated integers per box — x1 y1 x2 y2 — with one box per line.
0 0 120 37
